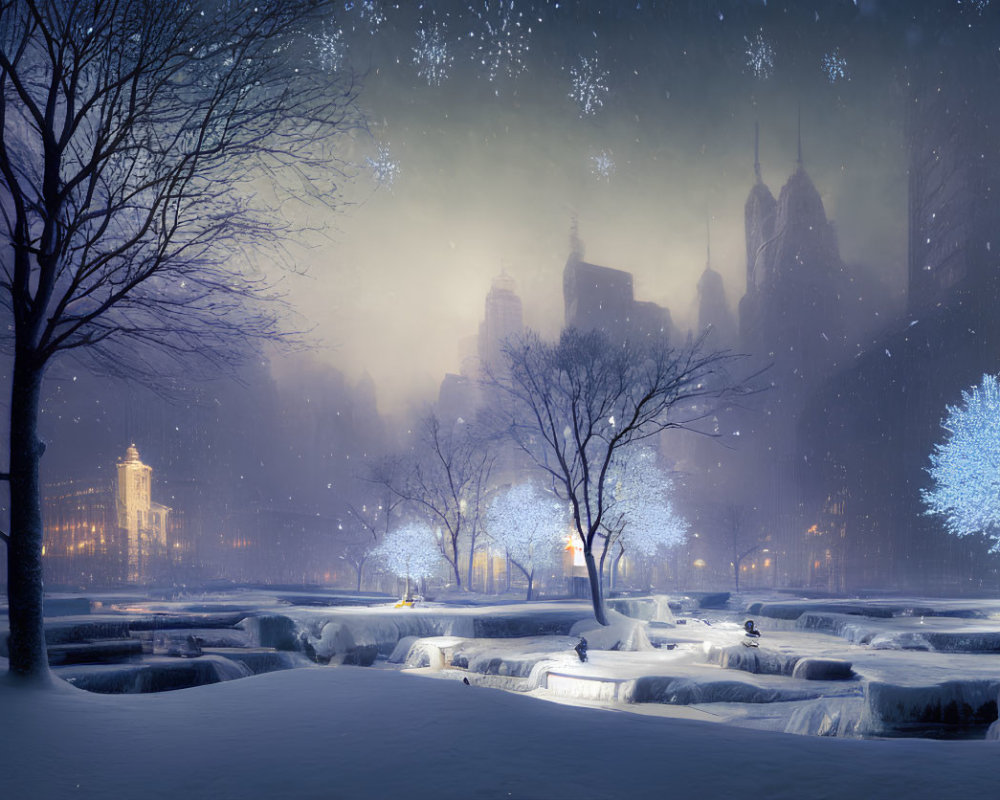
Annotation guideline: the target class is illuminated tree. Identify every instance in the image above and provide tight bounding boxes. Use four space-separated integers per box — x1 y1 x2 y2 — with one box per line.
493 328 752 625
486 482 566 600
599 447 688 591
0 0 358 680
922 374 1000 551
372 522 443 601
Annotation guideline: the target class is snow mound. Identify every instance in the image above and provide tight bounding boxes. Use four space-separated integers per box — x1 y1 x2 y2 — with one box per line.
706 644 798 676
868 632 933 651
302 620 379 666
791 658 854 681
570 611 653 652
627 675 825 705
606 595 675 624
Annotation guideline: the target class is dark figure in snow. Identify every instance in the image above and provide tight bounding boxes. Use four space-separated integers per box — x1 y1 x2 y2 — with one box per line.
574 637 588 662
742 620 762 647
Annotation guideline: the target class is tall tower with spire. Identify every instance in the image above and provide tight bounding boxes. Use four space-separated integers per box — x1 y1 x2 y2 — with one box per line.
478 268 524 373
698 218 737 347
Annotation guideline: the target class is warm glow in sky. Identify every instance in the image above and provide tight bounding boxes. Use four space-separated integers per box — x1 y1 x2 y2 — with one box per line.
278 2 909 415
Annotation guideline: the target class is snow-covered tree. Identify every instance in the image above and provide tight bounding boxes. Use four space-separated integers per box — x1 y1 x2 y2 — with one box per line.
486 483 567 600
923 374 1000 551
599 447 688 591
372 522 443 601
492 328 750 625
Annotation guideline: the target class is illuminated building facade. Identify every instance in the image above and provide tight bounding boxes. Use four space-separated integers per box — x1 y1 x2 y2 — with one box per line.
42 444 173 586
117 444 171 583
41 480 122 588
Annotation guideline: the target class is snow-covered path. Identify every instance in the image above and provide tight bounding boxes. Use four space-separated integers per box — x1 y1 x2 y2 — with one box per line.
3 665 998 799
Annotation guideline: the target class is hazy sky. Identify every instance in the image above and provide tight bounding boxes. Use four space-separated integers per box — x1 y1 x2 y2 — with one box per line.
277 1 926 414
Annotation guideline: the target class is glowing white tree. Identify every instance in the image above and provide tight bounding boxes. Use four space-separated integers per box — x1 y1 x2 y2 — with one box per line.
372 522 443 600
486 483 567 600
600 447 688 590
923 373 1000 551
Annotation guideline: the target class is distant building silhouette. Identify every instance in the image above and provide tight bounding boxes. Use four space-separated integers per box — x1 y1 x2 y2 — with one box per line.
563 232 675 344
478 270 524 373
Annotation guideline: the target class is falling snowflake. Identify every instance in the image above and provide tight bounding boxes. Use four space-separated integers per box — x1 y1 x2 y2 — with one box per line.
822 48 848 83
469 0 533 88
413 23 454 86
359 0 387 31
366 143 400 187
957 0 990 13
311 26 345 72
568 55 609 117
744 29 774 79
590 150 615 181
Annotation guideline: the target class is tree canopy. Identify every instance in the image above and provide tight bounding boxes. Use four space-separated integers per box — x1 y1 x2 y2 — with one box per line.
922 373 1000 551
493 327 752 624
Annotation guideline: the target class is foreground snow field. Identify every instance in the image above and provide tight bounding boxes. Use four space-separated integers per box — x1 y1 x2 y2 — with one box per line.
3 664 999 800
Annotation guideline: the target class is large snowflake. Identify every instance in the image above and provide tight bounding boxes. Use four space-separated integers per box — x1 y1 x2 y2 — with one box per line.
744 29 775 79
923 373 1000 551
590 149 615 181
366 142 400 187
957 0 990 13
822 48 848 83
469 1 532 88
311 26 345 72
569 55 609 117
413 23 454 86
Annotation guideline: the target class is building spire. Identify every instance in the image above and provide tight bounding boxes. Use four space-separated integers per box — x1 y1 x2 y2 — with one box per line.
706 215 712 270
753 121 761 182
796 105 803 167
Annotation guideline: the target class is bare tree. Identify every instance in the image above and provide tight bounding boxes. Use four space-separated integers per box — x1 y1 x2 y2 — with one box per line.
0 0 358 681
338 482 400 592
723 503 760 592
372 411 496 590
492 328 754 625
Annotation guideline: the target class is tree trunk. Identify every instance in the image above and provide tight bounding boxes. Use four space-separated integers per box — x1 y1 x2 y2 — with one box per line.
466 532 476 591
583 550 608 625
611 548 624 593
7 356 50 681
733 559 740 592
355 563 363 593
525 571 533 601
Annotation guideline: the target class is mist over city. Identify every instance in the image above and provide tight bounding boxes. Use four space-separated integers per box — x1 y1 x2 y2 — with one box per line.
3 2 1000 797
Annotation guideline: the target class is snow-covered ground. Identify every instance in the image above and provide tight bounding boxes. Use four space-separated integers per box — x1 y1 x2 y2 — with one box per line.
5 590 1000 797
2 663 999 799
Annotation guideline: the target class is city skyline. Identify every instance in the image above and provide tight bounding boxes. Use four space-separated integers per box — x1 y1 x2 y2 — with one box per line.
277 0 914 415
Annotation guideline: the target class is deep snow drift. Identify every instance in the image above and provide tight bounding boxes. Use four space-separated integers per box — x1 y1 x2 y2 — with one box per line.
4 664 1000 800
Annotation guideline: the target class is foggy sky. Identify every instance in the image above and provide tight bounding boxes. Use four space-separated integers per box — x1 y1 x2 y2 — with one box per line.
279 1 917 415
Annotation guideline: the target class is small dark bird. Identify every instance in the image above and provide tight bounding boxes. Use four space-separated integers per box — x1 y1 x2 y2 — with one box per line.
462 677 471 685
